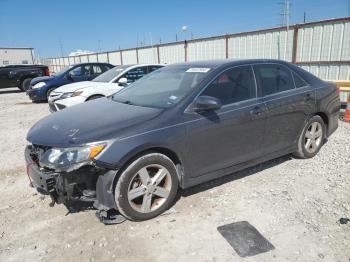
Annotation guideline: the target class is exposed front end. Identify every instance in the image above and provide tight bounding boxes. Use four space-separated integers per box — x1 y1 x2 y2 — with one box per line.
25 144 118 211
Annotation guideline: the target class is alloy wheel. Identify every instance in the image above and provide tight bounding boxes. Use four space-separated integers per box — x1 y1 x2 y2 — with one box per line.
304 122 323 154
127 164 172 213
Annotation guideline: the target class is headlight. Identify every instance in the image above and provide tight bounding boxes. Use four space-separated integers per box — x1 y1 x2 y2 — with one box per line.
60 92 74 99
39 143 106 171
32 82 46 89
72 90 84 97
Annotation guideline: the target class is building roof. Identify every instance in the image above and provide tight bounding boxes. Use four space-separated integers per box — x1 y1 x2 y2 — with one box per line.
0 47 34 50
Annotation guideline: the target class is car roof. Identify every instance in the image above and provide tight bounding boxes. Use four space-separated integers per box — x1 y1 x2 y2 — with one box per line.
172 59 291 69
70 62 113 67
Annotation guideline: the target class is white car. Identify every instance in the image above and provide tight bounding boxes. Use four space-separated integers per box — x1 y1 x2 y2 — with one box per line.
48 64 164 112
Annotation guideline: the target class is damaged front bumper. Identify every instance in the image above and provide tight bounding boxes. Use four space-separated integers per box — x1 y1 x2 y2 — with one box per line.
25 145 119 212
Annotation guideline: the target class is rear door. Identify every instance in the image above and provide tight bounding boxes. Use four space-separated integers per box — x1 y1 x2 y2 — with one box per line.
253 63 316 154
185 65 267 177
90 64 107 80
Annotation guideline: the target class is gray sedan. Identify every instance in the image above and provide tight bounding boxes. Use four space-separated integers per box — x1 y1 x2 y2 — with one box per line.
25 59 340 222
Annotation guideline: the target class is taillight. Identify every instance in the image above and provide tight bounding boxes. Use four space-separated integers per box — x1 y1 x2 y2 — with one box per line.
336 86 340 94
44 67 50 76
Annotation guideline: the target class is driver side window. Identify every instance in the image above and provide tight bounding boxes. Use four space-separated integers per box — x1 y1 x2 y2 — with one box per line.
202 66 256 105
69 65 91 77
69 66 82 76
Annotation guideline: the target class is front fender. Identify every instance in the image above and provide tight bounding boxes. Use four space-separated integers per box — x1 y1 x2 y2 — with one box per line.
95 122 187 171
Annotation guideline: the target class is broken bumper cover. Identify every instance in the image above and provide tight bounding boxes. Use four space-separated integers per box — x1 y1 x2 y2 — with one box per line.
24 145 119 210
25 146 58 194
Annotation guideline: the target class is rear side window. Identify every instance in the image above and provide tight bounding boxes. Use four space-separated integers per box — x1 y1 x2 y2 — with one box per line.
92 65 102 74
202 66 256 105
292 71 309 88
148 65 163 73
254 64 295 96
122 67 148 83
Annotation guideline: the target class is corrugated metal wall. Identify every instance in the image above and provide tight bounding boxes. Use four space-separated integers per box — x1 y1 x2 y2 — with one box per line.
108 51 121 65
159 44 184 64
138 47 157 63
122 50 137 64
97 53 108 63
45 17 350 80
228 29 293 61
188 38 226 61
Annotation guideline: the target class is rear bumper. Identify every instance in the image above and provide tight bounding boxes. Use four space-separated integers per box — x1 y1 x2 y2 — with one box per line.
327 111 339 138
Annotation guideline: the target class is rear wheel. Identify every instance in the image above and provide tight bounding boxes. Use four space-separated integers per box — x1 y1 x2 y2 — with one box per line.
115 153 179 221
293 115 326 159
87 95 104 101
20 78 32 91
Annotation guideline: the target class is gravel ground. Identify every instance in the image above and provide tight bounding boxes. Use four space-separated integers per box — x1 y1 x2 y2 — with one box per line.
0 87 349 262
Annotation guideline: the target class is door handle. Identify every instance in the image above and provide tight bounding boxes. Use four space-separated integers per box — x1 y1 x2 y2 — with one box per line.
250 106 264 116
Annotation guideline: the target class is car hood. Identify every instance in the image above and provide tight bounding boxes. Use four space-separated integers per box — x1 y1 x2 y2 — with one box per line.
27 97 163 147
53 81 98 93
31 76 54 85
81 83 122 92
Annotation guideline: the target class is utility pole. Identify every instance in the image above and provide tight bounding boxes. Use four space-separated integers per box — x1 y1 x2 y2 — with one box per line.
98 40 101 53
279 0 290 29
59 39 64 57
278 0 291 60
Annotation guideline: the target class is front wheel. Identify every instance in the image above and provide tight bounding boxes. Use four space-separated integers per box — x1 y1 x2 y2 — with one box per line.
87 95 104 101
46 88 56 101
293 115 326 159
115 153 179 221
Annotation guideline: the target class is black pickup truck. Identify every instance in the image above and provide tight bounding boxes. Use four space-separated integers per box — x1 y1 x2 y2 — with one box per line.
0 65 49 91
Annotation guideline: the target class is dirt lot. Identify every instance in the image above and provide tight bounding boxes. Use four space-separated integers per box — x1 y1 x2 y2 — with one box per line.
0 87 349 262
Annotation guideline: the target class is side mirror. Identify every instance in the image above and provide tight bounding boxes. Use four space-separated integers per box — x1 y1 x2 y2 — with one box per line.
190 96 222 112
118 77 128 86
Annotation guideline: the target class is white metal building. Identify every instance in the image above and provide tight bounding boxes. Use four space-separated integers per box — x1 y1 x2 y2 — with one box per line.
0 47 34 65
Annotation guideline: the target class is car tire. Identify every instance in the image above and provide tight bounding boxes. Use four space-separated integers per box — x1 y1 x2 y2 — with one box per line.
293 115 326 159
20 78 32 91
46 88 55 101
87 95 104 101
115 153 179 221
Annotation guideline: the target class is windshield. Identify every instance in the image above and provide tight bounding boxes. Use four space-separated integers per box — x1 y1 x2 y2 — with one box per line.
112 66 211 108
92 65 130 82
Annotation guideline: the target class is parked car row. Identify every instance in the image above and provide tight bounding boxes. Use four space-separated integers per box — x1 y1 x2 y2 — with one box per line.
26 62 114 102
48 64 163 112
25 59 340 224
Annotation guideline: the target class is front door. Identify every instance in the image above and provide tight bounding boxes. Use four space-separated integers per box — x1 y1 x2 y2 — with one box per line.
184 65 267 177
68 65 92 82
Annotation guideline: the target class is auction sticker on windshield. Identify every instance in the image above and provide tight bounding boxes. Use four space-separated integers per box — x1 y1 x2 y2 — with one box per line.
186 68 211 73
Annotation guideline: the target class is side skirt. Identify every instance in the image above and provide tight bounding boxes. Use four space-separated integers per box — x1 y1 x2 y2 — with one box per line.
182 146 296 189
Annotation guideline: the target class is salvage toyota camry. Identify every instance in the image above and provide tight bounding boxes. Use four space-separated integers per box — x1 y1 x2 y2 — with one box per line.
25 59 340 222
